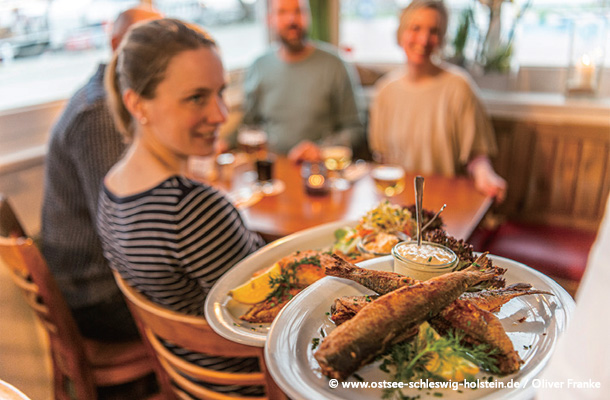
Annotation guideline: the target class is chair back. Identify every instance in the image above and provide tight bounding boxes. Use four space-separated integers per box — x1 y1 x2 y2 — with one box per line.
0 194 26 238
0 195 155 400
114 271 286 400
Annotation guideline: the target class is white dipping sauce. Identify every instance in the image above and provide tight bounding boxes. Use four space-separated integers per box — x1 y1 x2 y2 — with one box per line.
396 242 455 265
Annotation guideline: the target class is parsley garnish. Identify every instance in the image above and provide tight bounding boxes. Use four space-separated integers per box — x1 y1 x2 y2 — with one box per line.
266 255 321 301
380 324 499 399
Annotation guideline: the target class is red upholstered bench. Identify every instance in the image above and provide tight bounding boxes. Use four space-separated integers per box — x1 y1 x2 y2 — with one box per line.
469 220 598 296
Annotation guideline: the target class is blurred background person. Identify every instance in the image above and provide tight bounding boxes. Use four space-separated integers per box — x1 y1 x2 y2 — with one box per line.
368 0 506 202
100 18 265 396
41 6 162 343
537 194 610 400
242 0 364 162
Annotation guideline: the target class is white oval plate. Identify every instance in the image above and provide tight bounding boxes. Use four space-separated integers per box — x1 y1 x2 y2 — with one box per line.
265 255 575 400
204 219 356 347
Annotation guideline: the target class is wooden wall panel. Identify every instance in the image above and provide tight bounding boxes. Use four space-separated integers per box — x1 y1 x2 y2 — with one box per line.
525 134 556 215
550 138 579 215
574 140 608 219
491 117 609 231
491 119 535 216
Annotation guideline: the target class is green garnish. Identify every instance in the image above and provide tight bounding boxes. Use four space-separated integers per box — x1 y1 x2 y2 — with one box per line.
380 324 499 399
266 255 321 301
311 338 320 350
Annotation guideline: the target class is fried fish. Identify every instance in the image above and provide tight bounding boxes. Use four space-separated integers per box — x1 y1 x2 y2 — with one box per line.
330 283 552 325
239 250 333 323
324 254 536 375
314 264 496 380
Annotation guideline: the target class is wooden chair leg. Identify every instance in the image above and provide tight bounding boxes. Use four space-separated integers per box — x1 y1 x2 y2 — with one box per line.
260 352 287 400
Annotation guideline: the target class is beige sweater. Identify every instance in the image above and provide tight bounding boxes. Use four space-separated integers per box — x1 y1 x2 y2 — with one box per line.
369 64 497 176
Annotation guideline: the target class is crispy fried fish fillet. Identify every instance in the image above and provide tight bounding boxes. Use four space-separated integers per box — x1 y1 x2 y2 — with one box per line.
460 283 552 312
240 288 301 323
325 253 419 293
331 283 552 325
333 250 374 264
314 265 496 380
429 300 523 375
239 251 333 323
277 250 332 285
325 253 505 292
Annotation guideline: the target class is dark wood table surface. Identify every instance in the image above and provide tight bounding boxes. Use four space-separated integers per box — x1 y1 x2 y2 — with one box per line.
224 156 493 242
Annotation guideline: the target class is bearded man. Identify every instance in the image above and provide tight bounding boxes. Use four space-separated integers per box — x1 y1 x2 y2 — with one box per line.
242 0 364 162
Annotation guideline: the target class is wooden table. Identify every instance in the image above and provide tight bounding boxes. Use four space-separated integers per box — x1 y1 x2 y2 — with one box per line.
228 157 493 242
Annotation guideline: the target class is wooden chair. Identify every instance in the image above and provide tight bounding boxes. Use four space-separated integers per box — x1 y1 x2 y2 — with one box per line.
113 271 287 400
0 194 26 238
0 195 158 400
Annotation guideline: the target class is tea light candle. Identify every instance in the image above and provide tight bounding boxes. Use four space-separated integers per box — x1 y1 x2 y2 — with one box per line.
305 174 329 196
301 161 330 196
577 54 595 89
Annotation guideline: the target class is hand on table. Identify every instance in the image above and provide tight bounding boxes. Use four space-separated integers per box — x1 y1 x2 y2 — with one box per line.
287 140 322 163
469 156 507 204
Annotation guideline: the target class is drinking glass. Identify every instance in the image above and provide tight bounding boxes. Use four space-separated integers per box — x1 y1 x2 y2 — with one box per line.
370 164 406 197
237 127 268 183
320 145 352 191
237 127 268 160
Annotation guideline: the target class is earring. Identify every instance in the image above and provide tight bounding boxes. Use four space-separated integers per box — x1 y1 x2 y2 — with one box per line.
140 116 148 125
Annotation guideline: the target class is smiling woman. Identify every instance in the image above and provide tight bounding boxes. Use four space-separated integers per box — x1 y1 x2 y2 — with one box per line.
97 18 267 397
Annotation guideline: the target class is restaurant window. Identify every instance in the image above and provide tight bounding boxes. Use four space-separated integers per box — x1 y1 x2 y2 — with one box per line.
0 0 268 112
338 0 610 68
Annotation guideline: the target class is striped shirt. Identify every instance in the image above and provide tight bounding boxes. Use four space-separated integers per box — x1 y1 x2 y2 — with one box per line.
98 175 263 315
98 175 265 396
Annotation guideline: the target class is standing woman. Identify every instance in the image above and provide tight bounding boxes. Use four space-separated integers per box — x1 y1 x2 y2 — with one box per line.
98 19 265 395
368 0 507 203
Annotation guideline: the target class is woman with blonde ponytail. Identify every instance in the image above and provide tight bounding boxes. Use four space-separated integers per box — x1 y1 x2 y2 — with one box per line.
97 18 265 396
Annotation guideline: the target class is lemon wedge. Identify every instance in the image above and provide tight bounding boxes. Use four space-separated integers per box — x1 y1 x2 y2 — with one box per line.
228 263 281 304
424 351 479 381
419 322 480 381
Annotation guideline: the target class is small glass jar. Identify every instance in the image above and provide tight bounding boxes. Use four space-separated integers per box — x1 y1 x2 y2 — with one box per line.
392 241 458 281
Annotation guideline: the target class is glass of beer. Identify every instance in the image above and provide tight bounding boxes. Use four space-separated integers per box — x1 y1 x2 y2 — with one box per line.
321 145 353 191
371 164 406 197
237 128 268 159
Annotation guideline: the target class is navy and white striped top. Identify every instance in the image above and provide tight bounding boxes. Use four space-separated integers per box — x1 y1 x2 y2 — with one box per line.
97 175 264 316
